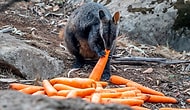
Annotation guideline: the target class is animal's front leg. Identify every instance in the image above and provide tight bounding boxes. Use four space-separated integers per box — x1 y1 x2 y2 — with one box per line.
88 25 105 57
101 57 111 81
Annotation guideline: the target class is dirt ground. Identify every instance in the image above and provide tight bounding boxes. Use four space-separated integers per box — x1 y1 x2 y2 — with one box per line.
0 1 190 110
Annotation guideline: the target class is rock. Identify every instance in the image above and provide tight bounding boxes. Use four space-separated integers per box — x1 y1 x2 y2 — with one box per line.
0 90 132 110
0 33 64 79
69 0 190 52
106 0 190 52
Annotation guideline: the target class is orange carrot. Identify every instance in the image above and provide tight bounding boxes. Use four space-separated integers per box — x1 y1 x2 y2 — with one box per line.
96 89 117 93
131 106 151 110
121 91 137 98
100 92 122 98
132 96 150 101
66 88 95 98
96 82 103 88
95 83 104 92
57 90 71 97
9 83 33 90
136 93 150 101
42 80 57 96
66 90 77 98
89 49 110 81
145 94 177 103
74 88 95 97
109 87 138 92
101 98 144 106
32 90 45 95
49 96 66 99
50 77 96 88
91 93 101 103
96 81 108 87
109 75 134 85
53 84 78 91
159 108 190 110
96 87 137 93
126 81 164 96
186 99 190 103
82 97 91 102
19 86 44 94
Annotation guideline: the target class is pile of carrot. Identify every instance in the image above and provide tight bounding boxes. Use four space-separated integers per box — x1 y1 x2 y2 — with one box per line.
8 50 190 110
9 75 190 110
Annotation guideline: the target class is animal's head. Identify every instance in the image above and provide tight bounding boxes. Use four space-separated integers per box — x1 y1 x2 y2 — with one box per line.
99 10 120 50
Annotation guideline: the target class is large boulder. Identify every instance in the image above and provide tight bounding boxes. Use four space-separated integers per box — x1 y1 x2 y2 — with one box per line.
0 33 64 79
107 0 190 52
70 0 190 52
0 90 132 110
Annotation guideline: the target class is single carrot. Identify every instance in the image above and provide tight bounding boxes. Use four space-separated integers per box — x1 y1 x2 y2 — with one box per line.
66 88 95 98
75 88 95 98
96 82 103 88
108 87 138 92
126 81 164 96
49 96 66 99
131 106 151 110
57 90 71 97
91 93 101 103
159 108 190 110
121 91 137 98
32 90 45 95
109 75 134 85
96 81 108 87
19 86 44 94
101 98 144 106
66 90 77 98
100 92 122 98
50 77 96 88
82 97 91 102
95 83 104 92
186 99 190 103
132 96 150 101
9 83 33 90
89 49 110 81
136 93 150 101
96 89 117 93
53 84 78 91
97 87 137 93
42 80 58 96
131 89 142 94
145 94 177 103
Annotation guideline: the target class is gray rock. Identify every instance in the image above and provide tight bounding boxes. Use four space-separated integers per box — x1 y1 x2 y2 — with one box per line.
0 90 132 110
0 33 64 79
108 0 190 52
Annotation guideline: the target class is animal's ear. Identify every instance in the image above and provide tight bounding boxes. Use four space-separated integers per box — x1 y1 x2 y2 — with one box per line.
99 10 107 21
112 11 120 24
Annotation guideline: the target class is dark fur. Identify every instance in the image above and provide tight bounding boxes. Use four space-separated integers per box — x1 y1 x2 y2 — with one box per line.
64 2 119 80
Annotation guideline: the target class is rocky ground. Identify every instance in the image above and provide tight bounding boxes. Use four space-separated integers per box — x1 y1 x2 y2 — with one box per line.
0 0 190 110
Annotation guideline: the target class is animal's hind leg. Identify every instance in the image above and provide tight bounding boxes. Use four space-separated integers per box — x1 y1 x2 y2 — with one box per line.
65 32 85 68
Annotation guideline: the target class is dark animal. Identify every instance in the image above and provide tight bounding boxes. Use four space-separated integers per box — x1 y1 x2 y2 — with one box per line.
64 2 120 80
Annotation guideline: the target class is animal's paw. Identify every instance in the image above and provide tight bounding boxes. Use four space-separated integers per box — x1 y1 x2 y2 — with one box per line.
101 72 110 81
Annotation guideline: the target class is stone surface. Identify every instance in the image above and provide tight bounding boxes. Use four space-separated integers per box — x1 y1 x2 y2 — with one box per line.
0 90 132 110
107 0 190 52
0 33 64 79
